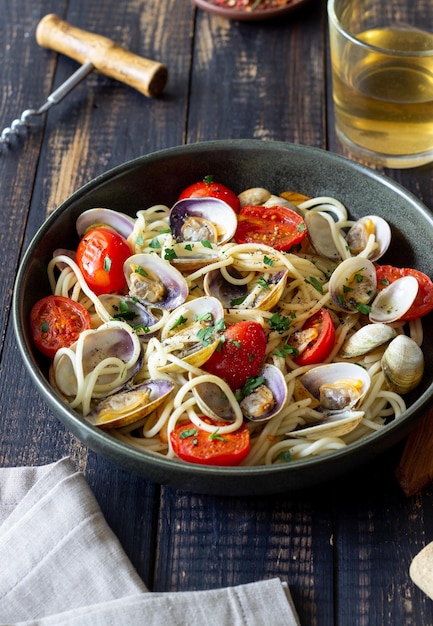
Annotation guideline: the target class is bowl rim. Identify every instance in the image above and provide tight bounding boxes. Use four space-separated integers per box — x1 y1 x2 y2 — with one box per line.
192 0 311 21
12 139 433 492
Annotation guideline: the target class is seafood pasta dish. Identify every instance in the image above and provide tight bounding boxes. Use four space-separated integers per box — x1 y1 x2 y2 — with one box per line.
29 177 433 467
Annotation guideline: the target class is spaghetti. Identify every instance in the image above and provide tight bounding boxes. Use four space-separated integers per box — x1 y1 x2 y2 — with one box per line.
45 191 424 466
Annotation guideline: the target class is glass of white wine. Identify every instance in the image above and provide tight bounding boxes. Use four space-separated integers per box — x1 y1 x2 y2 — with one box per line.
328 0 433 168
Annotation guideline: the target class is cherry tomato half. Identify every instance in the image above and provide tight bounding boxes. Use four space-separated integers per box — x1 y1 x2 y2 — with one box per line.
170 417 250 466
30 295 92 358
292 308 335 366
203 321 267 391
178 175 241 213
76 228 131 296
234 205 308 251
376 266 433 321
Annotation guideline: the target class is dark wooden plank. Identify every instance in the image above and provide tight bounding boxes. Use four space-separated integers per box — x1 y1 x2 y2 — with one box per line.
188 1 325 147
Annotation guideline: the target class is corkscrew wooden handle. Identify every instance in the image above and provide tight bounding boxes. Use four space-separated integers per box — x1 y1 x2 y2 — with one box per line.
36 14 168 98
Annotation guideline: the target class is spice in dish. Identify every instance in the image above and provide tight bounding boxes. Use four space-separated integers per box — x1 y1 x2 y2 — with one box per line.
212 0 295 11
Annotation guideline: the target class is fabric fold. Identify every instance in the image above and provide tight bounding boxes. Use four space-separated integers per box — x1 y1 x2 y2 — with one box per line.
0 458 300 626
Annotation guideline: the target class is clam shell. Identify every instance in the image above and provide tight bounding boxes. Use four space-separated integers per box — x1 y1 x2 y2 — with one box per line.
299 362 371 412
329 257 377 313
203 267 247 308
288 410 365 440
87 380 174 429
381 334 424 394
203 267 289 311
169 197 237 245
159 296 225 372
54 322 143 400
98 294 157 337
76 207 135 239
346 215 391 262
241 364 288 423
304 211 341 260
124 253 188 310
369 276 418 323
339 323 397 358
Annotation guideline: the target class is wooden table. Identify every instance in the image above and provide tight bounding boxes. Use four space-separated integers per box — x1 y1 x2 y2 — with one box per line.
2 1 433 623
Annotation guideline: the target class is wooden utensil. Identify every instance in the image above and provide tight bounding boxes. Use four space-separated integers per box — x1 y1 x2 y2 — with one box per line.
396 406 433 496
1 14 167 147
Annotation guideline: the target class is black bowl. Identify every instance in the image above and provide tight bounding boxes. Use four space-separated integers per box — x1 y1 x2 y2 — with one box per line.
13 140 433 495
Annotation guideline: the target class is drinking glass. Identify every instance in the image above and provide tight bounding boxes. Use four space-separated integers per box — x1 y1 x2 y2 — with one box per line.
328 0 433 168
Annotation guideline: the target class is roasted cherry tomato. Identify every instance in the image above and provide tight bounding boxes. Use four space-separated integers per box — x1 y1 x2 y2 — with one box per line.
178 175 240 213
292 308 335 366
375 265 433 321
30 295 92 358
203 321 267 390
76 227 131 296
234 205 308 251
170 417 250 466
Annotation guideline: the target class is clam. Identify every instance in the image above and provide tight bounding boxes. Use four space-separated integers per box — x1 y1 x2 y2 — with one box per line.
238 187 272 208
203 266 289 311
76 207 135 239
369 276 418 324
240 364 288 422
299 362 371 413
289 362 371 439
346 215 391 262
191 364 288 423
288 410 366 440
86 380 174 429
169 197 237 246
123 253 188 310
339 323 397 358
159 296 225 372
203 266 247 308
329 257 377 313
54 321 143 401
304 210 342 260
98 294 157 337
381 334 424 394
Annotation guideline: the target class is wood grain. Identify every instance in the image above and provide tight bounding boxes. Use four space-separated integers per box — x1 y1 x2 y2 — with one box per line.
2 1 433 624
396 409 433 496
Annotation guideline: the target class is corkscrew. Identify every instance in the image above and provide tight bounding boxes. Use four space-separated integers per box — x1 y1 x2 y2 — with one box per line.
0 14 168 150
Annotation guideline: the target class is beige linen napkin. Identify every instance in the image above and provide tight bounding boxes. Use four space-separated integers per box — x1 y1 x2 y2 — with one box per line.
0 458 300 626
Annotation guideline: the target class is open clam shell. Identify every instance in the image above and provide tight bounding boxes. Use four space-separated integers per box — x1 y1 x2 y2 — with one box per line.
190 363 288 423
299 362 371 413
98 294 157 338
346 215 391 262
203 266 289 311
329 257 377 313
54 321 143 401
240 364 288 422
87 380 175 429
169 197 237 245
288 410 365 440
159 296 225 372
76 207 135 239
124 253 188 310
369 276 418 324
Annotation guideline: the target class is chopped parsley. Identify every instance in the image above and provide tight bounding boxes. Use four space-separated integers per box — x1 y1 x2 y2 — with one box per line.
164 248 177 261
170 314 188 330
256 276 270 290
180 428 198 440
305 276 323 293
269 312 292 333
104 255 112 273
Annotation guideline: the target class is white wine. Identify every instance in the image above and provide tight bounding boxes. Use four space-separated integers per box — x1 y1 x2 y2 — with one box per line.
331 26 433 165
